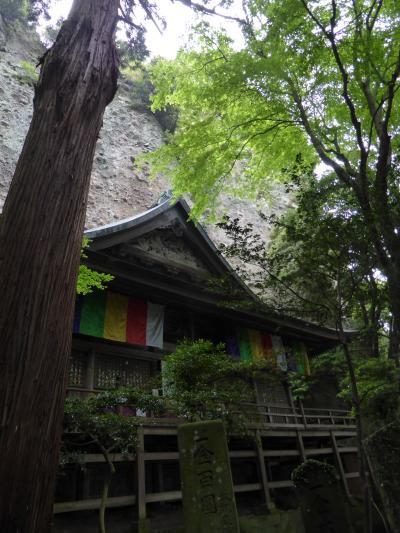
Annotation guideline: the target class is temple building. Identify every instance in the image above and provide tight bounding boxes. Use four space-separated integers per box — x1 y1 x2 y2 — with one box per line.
54 197 359 530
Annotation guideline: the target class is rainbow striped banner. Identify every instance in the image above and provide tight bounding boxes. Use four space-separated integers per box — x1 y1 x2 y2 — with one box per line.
73 291 164 349
293 341 311 376
227 329 311 375
227 328 286 367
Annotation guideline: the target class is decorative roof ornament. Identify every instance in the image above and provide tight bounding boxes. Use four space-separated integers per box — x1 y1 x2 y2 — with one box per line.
151 189 174 208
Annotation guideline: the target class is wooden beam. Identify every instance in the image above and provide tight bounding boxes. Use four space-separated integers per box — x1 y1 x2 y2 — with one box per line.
296 430 306 462
142 427 178 436
233 483 262 493
344 472 360 479
268 480 294 489
62 453 134 463
264 450 300 457
331 431 351 500
145 491 182 503
304 447 333 456
337 447 358 454
54 495 135 514
143 452 179 461
229 450 257 459
136 427 146 521
255 430 271 506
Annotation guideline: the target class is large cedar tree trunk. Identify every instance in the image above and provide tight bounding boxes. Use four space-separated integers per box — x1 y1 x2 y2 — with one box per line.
0 1 119 531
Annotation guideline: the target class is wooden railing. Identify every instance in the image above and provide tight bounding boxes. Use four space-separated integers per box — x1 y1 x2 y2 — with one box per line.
242 403 356 428
66 387 356 429
55 422 360 517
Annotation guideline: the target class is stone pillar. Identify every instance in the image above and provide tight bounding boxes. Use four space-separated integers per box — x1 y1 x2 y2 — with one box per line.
292 459 353 533
178 420 240 533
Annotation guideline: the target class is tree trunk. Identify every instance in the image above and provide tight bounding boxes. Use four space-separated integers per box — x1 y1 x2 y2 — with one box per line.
0 1 119 531
364 421 400 533
340 338 373 533
387 279 400 362
98 447 116 533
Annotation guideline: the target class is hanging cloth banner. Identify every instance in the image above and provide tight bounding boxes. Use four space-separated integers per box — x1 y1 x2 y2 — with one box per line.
272 335 288 371
73 291 164 349
290 341 311 376
228 328 284 365
227 329 316 375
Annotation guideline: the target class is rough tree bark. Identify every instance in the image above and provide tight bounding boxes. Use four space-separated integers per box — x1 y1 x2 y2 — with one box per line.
98 444 116 533
0 1 119 531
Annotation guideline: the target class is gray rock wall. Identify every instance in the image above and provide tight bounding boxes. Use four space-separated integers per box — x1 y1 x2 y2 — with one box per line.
0 19 288 242
0 20 168 228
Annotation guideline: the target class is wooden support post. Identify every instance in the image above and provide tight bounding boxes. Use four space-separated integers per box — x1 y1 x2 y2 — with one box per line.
296 430 306 462
136 426 147 521
255 430 271 507
287 384 297 423
331 431 351 501
85 349 95 391
156 463 164 495
299 400 307 428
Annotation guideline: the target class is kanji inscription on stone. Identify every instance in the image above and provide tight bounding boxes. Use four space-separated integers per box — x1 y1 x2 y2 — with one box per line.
178 420 240 533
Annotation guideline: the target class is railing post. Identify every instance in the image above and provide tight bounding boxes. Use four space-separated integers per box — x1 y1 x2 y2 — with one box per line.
136 426 146 522
255 430 271 507
85 349 95 392
299 400 307 428
296 430 306 462
331 431 351 501
287 385 297 424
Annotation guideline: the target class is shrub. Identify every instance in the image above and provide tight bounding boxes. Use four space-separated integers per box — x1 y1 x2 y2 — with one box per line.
17 60 38 86
162 339 281 431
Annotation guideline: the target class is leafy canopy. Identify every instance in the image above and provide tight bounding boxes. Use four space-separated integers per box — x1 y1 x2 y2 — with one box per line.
148 1 400 217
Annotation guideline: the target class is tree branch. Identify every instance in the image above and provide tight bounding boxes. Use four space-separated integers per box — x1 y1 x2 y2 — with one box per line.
174 0 246 24
300 0 368 178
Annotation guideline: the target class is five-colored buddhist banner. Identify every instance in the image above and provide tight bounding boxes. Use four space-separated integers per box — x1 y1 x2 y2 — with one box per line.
227 327 310 375
73 291 164 349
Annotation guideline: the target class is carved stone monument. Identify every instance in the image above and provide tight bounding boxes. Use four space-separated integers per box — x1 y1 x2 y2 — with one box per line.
292 459 353 533
178 420 240 533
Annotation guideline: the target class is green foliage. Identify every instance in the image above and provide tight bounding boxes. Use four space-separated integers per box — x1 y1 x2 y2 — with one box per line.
0 0 51 22
287 372 312 402
42 16 63 47
311 347 348 378
120 60 178 132
338 358 400 427
63 387 164 456
122 65 153 112
148 3 400 219
162 339 281 430
17 60 38 86
77 238 114 295
0 0 28 21
217 169 388 358
148 29 313 216
292 459 337 487
87 387 164 416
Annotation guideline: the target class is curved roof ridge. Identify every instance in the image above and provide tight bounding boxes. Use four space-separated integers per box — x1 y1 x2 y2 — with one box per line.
84 196 173 240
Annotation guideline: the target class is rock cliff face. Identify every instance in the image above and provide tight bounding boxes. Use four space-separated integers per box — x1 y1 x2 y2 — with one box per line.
0 18 289 242
0 17 168 229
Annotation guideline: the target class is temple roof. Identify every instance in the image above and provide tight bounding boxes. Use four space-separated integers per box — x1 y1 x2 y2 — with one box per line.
84 197 357 351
